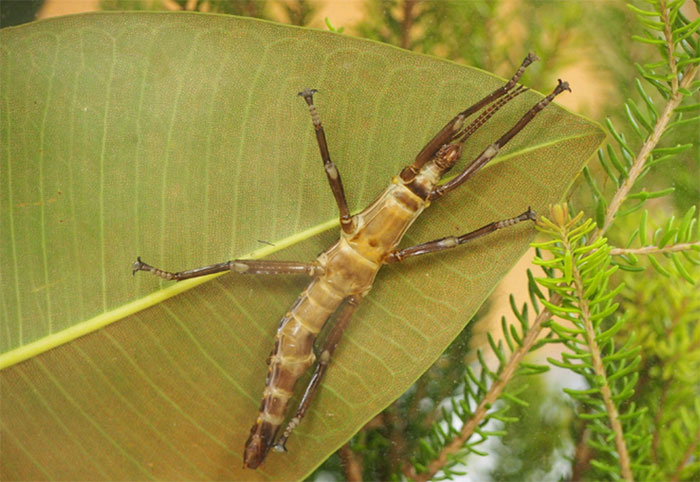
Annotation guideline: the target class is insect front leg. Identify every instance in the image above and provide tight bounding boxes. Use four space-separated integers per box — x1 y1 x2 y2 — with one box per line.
429 79 571 201
385 208 537 263
400 52 539 182
298 89 356 234
273 294 364 453
132 257 323 281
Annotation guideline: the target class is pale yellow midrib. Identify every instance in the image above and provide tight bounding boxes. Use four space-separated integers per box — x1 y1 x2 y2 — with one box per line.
0 217 339 370
0 130 597 370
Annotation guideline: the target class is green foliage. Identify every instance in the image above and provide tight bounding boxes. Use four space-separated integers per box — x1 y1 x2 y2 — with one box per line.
534 208 649 480
621 262 700 481
406 299 551 480
355 0 613 95
488 377 576 482
614 206 700 281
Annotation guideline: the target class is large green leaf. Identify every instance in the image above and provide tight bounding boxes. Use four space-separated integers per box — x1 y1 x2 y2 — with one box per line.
0 12 604 480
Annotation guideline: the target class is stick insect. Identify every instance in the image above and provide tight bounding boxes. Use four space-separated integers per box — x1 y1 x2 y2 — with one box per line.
132 53 570 469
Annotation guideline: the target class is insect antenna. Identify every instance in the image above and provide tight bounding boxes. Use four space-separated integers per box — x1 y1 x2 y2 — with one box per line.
429 79 571 200
400 53 539 182
452 84 529 146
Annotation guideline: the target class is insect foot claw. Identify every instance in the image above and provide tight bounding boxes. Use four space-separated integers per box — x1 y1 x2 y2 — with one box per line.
556 79 572 94
525 207 537 222
525 52 539 65
297 88 318 99
132 257 145 275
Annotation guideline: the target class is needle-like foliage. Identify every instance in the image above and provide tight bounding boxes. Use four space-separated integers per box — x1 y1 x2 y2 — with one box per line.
534 207 648 480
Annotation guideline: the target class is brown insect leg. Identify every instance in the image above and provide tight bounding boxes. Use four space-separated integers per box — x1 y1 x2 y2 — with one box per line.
429 79 571 201
384 208 537 263
400 52 539 182
132 257 323 281
273 294 364 453
298 89 356 234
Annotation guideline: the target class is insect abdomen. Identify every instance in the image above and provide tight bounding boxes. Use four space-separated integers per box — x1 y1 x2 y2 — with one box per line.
243 278 343 468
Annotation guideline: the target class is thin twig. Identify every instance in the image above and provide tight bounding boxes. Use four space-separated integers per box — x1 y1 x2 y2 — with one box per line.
596 0 684 237
596 67 698 238
400 0 416 50
570 250 633 481
651 379 671 463
386 402 406 474
406 372 428 424
569 426 592 482
610 241 700 256
404 295 561 482
339 442 363 482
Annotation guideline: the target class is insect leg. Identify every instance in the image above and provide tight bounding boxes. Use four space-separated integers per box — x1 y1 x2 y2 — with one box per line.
132 257 323 281
273 294 364 453
400 52 539 182
429 79 571 201
298 89 356 234
384 208 536 263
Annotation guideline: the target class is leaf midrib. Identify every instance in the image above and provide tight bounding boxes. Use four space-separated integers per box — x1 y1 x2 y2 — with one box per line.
0 130 595 371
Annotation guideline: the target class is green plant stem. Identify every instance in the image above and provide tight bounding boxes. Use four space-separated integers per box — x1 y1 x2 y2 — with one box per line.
405 294 561 482
659 0 678 93
610 241 700 256
565 238 633 480
595 63 698 238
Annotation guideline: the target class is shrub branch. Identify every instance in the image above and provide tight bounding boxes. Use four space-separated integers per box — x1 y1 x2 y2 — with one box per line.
610 241 700 256
596 63 698 238
406 294 561 482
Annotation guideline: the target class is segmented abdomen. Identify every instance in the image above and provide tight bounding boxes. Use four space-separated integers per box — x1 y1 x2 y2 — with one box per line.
243 277 343 468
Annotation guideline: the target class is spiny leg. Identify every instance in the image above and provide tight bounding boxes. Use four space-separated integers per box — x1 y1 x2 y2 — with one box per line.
298 89 355 234
273 294 364 452
428 80 571 201
400 52 539 182
132 257 323 281
384 208 537 263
